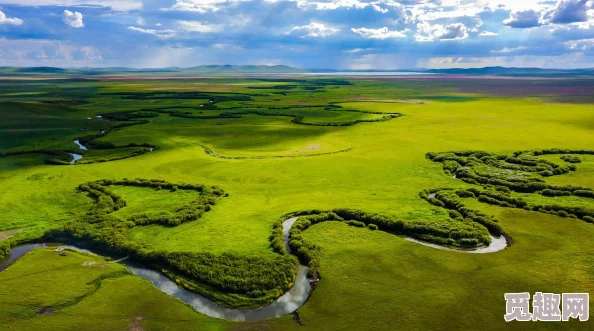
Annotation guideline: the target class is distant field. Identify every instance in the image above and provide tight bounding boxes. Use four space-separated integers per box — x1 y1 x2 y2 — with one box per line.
1 75 593 330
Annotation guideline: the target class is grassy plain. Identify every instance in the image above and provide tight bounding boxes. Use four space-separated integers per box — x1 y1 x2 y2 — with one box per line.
0 76 593 330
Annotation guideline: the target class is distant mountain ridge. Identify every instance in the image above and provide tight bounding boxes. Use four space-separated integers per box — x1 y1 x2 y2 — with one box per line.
0 65 308 75
419 66 594 76
1 65 593 76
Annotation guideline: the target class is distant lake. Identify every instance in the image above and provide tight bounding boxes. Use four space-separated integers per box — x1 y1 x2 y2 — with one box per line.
239 71 437 76
302 72 436 76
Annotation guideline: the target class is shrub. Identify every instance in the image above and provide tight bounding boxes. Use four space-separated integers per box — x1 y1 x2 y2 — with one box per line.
560 155 581 163
574 190 594 199
540 189 572 197
345 220 366 228
0 241 10 258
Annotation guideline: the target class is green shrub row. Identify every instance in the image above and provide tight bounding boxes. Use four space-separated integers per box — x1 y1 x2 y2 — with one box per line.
561 155 582 163
78 179 224 226
279 208 492 276
99 91 255 102
428 151 594 196
43 221 298 310
427 149 594 225
164 251 298 297
41 179 304 309
421 190 503 236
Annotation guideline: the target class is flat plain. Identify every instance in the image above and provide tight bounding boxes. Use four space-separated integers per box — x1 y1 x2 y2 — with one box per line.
1 75 593 330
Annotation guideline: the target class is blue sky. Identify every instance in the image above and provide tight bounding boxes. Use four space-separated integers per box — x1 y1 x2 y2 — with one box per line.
0 0 593 69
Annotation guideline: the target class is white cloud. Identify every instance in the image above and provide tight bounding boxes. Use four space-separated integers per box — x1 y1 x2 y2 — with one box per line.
177 20 221 33
415 22 468 42
351 27 410 39
416 4 483 21
299 0 370 11
0 38 106 67
0 10 22 25
479 31 499 36
436 23 469 40
547 0 591 24
481 0 549 12
80 46 102 60
425 53 594 69
63 10 84 28
343 48 375 53
503 9 542 28
565 38 594 51
163 0 249 13
492 46 529 53
128 26 176 38
290 23 340 37
0 0 141 11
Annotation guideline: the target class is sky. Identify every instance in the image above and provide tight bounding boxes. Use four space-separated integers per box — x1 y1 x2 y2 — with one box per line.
0 0 593 69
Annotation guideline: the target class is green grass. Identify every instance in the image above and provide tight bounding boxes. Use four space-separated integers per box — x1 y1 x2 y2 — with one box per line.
109 185 200 219
0 248 230 331
1 76 594 329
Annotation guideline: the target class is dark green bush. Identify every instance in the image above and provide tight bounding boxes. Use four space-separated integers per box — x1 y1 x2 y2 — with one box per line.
540 189 572 197
573 190 594 199
561 155 581 163
345 220 366 228
0 241 10 258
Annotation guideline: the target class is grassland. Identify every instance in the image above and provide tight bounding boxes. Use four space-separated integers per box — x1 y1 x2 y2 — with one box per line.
1 75 594 330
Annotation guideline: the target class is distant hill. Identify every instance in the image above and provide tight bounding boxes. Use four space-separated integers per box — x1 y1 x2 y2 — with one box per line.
0 65 308 76
1 65 594 77
419 66 594 76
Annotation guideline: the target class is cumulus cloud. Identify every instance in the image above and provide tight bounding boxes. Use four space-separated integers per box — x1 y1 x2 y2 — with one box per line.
503 9 542 28
547 0 591 24
415 22 469 41
351 26 410 39
62 10 84 28
436 23 469 40
289 22 340 37
0 10 23 26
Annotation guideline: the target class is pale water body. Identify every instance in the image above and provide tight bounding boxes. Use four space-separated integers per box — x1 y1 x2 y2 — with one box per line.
74 140 87 150
69 153 83 164
301 72 437 76
406 235 507 254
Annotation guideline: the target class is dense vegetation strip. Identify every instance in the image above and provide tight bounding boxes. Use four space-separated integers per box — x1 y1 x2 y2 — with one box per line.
425 149 594 223
32 178 298 310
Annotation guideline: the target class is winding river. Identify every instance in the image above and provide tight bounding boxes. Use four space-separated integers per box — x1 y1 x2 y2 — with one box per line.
405 235 507 254
69 140 87 164
69 153 83 164
0 217 507 321
73 140 88 150
0 217 311 322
